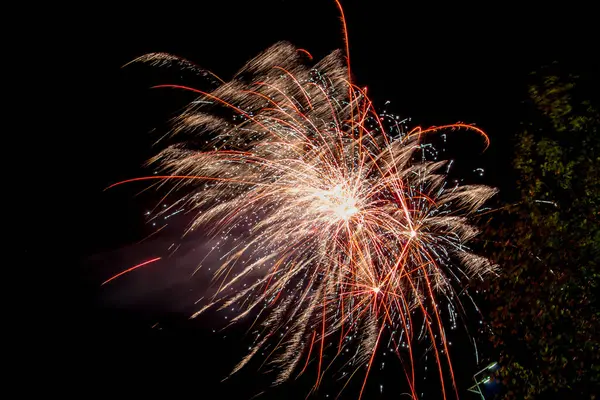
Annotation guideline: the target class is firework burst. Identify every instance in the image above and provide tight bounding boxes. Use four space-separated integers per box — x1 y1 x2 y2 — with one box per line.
110 6 498 399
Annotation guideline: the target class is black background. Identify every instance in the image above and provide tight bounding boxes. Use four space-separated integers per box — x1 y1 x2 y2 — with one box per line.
48 1 598 398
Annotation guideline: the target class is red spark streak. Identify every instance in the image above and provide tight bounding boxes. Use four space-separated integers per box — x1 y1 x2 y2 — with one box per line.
297 48 313 60
101 257 162 286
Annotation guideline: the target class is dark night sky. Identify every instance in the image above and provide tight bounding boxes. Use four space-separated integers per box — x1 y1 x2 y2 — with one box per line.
60 1 597 398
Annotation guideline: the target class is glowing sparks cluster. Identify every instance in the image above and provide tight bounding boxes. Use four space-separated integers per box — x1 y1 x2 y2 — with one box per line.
122 40 497 398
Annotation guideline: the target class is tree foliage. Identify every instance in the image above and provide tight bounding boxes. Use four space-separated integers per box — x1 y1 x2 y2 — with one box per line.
483 67 599 399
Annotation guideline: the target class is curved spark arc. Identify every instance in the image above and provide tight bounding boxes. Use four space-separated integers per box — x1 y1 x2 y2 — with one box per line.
115 15 497 399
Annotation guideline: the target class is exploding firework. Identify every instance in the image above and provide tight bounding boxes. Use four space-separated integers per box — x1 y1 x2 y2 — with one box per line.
109 5 498 399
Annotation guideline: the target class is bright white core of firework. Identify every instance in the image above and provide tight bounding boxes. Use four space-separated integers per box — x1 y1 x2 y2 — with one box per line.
322 184 359 221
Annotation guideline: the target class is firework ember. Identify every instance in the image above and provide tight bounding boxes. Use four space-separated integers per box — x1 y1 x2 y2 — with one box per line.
110 6 498 398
